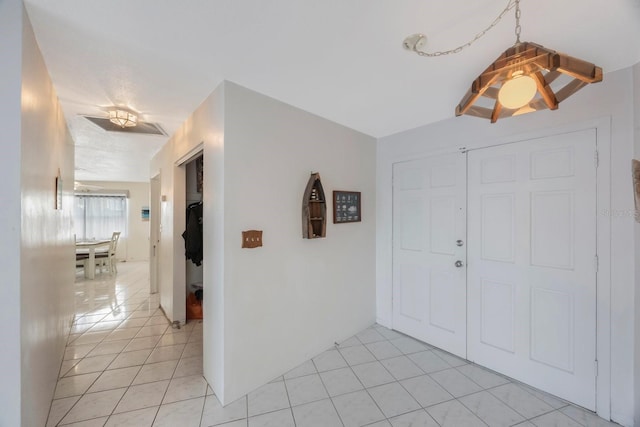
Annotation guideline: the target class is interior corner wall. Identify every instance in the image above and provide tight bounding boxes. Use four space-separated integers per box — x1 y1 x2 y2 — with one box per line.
20 5 76 427
152 80 376 404
201 85 225 402
150 83 226 397
377 67 635 426
221 82 376 403
79 181 151 261
0 1 25 425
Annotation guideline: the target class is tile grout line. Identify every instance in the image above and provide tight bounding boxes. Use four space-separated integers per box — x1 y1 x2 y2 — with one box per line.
76 323 151 423
279 363 296 426
52 307 150 425
363 335 428 425
51 285 176 425
313 351 346 427
45 309 88 427
107 319 172 424
342 335 394 426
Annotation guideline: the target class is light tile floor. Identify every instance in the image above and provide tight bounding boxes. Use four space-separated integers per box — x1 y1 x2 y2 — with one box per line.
48 261 619 427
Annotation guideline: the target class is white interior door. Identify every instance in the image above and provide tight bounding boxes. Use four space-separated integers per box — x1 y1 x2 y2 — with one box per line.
467 129 597 410
392 153 467 357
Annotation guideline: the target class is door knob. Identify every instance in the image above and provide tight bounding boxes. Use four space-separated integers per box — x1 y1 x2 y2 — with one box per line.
455 260 464 268
456 240 464 247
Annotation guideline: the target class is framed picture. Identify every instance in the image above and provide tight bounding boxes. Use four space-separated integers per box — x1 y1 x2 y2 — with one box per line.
333 191 361 223
141 206 150 221
633 159 640 223
55 169 63 210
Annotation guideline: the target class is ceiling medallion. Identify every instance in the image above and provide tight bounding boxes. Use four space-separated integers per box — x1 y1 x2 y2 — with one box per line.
403 0 603 122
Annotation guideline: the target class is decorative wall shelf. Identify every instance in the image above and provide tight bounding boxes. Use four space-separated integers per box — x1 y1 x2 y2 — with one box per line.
302 172 326 239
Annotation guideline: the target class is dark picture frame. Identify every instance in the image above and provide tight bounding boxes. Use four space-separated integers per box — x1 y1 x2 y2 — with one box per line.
55 169 63 210
333 191 361 224
633 159 640 223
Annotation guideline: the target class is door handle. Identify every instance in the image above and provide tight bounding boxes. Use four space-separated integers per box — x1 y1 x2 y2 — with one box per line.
456 240 464 247
455 260 464 268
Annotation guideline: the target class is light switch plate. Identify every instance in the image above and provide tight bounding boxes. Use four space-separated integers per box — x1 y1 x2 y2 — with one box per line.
242 230 263 248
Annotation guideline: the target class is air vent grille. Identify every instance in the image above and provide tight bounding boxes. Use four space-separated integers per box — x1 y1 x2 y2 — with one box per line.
83 116 167 136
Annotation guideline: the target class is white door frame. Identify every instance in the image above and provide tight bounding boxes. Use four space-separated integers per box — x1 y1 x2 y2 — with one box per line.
150 174 161 294
389 117 612 420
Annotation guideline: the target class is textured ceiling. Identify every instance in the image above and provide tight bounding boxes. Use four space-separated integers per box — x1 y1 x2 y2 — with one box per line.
23 0 640 182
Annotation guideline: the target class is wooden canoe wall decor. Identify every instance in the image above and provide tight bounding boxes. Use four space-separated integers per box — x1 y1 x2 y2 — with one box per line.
302 172 327 238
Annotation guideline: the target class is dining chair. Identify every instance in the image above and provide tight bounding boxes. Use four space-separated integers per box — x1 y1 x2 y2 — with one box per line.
76 251 89 270
96 231 121 275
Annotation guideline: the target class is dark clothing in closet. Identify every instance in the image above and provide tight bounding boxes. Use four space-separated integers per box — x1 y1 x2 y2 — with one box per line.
182 202 203 266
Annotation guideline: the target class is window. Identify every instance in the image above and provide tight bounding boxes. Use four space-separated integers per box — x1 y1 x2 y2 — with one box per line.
74 195 127 240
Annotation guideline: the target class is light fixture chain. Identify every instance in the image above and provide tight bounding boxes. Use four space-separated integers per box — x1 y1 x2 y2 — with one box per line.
410 0 518 57
514 0 522 43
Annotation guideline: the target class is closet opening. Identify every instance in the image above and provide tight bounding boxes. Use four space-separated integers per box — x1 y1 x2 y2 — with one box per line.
183 155 204 323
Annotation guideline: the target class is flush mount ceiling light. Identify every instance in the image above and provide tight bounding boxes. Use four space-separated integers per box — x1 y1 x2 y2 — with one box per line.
403 0 603 123
108 107 138 128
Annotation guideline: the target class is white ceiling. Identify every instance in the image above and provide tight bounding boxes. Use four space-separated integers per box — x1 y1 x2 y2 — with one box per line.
23 0 640 182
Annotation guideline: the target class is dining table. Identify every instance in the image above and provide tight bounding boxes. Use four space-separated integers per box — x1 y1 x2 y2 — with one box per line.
76 239 111 279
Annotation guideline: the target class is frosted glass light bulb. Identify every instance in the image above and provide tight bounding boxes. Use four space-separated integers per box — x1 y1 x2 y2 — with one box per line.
498 74 537 109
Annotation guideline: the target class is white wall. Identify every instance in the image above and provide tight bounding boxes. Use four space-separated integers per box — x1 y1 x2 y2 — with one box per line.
222 82 376 403
377 67 636 426
152 81 376 404
151 83 226 392
150 85 225 331
79 181 151 261
19 6 76 427
0 1 25 425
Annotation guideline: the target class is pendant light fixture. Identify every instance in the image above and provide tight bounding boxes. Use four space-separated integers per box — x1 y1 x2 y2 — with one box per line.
108 107 138 128
403 0 603 123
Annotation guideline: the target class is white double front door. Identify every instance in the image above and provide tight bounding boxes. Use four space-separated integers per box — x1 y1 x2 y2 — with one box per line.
392 129 597 410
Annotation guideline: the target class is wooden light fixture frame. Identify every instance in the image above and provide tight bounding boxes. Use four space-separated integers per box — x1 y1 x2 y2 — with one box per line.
455 41 603 123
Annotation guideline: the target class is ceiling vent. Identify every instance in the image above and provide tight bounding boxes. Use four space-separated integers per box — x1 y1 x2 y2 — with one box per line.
83 116 167 136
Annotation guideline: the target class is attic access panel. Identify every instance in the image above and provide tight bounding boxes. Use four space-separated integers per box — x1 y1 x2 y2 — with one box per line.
83 116 167 135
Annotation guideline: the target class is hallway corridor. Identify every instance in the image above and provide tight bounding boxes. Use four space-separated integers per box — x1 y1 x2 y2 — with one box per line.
47 262 206 426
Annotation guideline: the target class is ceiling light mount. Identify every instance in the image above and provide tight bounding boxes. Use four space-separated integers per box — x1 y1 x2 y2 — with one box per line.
403 34 427 52
108 107 138 128
404 0 603 122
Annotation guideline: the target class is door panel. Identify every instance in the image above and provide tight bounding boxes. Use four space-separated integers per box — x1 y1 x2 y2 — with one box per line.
467 129 597 410
481 193 515 262
392 153 467 357
480 278 515 353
